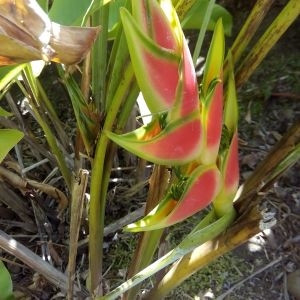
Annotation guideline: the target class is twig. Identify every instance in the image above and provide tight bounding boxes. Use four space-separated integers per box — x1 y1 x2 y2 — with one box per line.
22 158 50 174
271 92 300 100
78 205 145 247
67 169 89 300
216 257 282 300
0 229 88 297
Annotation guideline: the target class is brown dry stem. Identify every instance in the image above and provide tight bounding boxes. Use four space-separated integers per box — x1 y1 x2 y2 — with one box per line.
0 165 68 215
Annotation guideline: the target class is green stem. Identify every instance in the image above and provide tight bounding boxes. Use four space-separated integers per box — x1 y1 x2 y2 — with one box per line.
235 0 300 88
192 0 215 66
36 79 71 151
92 3 109 111
89 64 134 295
20 67 71 189
106 31 130 111
99 209 236 300
227 0 274 69
272 143 300 180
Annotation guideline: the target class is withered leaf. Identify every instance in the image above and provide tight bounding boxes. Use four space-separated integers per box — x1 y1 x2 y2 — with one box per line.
0 0 100 65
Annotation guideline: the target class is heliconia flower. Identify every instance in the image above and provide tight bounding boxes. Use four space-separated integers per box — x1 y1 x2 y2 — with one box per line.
222 131 239 196
222 51 239 195
108 0 202 165
199 19 225 165
120 0 199 116
202 19 224 96
125 165 221 232
0 0 99 65
107 112 202 165
200 80 223 164
213 131 239 217
223 52 239 134
213 53 239 217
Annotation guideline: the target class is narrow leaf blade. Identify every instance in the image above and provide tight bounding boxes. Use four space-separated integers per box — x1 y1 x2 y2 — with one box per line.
0 129 24 163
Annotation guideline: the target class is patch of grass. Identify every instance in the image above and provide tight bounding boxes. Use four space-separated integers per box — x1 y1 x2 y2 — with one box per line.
166 253 252 299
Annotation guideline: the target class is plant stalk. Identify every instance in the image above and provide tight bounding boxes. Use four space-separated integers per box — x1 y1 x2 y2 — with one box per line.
235 0 300 88
192 0 215 65
227 0 274 69
174 0 198 20
67 169 89 300
88 64 134 295
92 3 109 111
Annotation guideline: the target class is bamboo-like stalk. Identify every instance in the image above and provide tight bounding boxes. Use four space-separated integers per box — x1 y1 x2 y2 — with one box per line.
89 64 135 295
235 0 300 88
236 120 300 206
144 121 300 298
78 45 93 161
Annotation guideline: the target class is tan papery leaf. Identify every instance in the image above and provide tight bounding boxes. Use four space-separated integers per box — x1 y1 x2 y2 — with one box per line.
0 0 100 65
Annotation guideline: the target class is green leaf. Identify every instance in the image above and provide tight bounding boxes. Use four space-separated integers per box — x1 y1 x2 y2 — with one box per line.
49 0 91 25
182 2 232 36
224 51 238 134
202 18 225 95
37 0 49 12
0 107 12 117
108 0 126 33
0 65 26 92
57 66 99 155
0 261 14 300
0 129 24 163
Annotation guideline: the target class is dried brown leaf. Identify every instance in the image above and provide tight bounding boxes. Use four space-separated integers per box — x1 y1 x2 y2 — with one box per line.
0 166 68 215
0 0 100 65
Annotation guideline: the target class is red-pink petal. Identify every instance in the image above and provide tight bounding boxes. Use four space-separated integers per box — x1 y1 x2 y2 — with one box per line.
143 50 179 109
167 166 221 224
206 82 223 148
201 81 223 164
150 1 178 50
180 40 199 117
140 117 202 163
